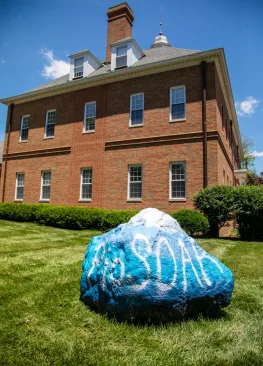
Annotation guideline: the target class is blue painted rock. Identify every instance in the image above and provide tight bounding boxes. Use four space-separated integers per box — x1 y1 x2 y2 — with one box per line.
80 208 234 321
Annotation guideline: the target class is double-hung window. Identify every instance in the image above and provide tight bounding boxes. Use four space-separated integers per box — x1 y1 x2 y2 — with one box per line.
20 115 29 141
128 165 142 200
170 162 186 200
130 94 144 126
116 45 127 68
170 86 186 121
41 171 51 201
74 57 84 78
84 102 96 132
15 173 24 200
80 168 92 200
45 110 56 138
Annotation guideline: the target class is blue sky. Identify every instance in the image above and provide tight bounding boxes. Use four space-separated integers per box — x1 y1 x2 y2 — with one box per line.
0 0 262 172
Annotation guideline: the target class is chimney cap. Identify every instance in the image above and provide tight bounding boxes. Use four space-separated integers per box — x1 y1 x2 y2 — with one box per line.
108 2 133 14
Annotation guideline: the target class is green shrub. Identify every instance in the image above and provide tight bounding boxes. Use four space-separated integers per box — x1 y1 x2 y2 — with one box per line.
234 186 263 240
194 185 235 237
0 203 137 231
171 209 209 237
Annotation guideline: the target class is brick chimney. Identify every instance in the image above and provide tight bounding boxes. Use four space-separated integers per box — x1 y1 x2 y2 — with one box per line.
106 3 134 63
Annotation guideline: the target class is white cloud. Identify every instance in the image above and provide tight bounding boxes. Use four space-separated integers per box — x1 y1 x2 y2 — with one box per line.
1 60 5 63
41 48 70 80
252 151 263 157
235 96 260 117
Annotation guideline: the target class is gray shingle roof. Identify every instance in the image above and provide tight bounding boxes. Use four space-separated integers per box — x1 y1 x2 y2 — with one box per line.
28 45 201 93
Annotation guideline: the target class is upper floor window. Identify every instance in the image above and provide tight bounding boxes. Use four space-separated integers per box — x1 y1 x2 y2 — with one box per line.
74 57 84 78
45 110 56 138
84 102 96 132
170 162 186 200
41 171 51 201
15 173 24 201
20 115 29 141
80 168 93 200
130 93 144 126
116 45 127 68
170 86 186 121
128 164 142 200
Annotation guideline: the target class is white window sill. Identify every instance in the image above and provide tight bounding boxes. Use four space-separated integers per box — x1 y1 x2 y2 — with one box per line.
169 118 186 123
19 140 28 143
39 199 50 203
129 123 144 128
14 199 23 202
127 199 142 202
79 199 92 202
43 136 54 140
169 198 186 202
82 130 95 134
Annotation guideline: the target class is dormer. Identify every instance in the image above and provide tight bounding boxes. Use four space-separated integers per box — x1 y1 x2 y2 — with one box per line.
69 50 102 81
110 38 144 71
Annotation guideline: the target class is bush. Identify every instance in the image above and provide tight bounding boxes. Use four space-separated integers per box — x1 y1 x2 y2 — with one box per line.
0 203 138 231
171 209 209 237
194 185 235 237
234 186 263 240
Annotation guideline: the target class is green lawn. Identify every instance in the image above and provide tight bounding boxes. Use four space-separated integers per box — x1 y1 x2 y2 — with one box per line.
0 220 263 366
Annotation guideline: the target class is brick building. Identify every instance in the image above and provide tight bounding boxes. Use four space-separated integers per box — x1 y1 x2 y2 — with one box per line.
0 2 245 212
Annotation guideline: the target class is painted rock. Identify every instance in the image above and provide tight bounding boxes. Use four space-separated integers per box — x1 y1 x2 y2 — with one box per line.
80 208 234 321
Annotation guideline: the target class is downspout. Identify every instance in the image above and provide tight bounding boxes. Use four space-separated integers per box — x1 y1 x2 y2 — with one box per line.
201 61 208 188
2 103 14 202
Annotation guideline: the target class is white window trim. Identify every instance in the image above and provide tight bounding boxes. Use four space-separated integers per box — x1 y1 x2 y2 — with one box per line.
169 86 186 123
169 162 186 201
44 109 56 139
83 102 96 133
15 172 24 201
19 115 30 142
79 168 93 202
127 164 142 202
129 93 144 127
74 56 84 79
40 171 51 201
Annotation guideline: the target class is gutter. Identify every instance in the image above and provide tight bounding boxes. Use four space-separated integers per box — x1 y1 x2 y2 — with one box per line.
2 103 14 202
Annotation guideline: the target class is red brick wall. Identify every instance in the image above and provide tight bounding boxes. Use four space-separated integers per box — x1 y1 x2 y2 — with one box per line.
1 62 237 211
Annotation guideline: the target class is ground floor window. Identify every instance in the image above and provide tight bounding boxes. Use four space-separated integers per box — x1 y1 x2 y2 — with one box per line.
41 171 51 200
170 162 186 199
80 168 93 200
128 164 142 200
15 173 24 200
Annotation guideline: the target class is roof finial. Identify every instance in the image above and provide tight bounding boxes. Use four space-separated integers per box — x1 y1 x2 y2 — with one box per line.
159 1 163 35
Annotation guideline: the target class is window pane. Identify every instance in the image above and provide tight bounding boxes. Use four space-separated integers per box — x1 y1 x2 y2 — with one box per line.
131 110 143 125
171 181 185 198
171 103 185 120
116 55 127 68
130 166 142 182
16 186 24 200
21 128 28 141
85 103 96 117
47 111 56 125
82 184 92 199
85 117 95 131
43 172 51 185
171 87 185 104
22 116 29 129
46 123 55 137
82 169 92 184
75 57 84 67
130 182 142 198
17 174 24 186
116 46 127 57
42 186 50 200
131 94 143 110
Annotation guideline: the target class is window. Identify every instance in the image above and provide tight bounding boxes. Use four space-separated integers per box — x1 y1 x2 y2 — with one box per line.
74 57 84 78
170 86 186 121
41 171 51 200
221 105 225 131
45 110 56 138
116 45 127 68
15 173 24 200
130 94 144 126
84 102 96 132
128 165 142 200
20 115 29 141
170 162 186 199
80 168 92 200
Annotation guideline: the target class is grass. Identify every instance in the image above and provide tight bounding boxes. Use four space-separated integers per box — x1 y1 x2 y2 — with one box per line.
0 221 263 366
